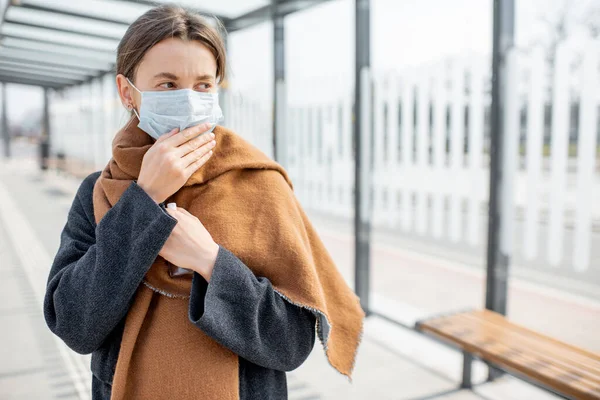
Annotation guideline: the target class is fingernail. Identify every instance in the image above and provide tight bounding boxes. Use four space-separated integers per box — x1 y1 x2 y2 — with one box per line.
210 132 215 139
166 202 177 210
211 140 216 147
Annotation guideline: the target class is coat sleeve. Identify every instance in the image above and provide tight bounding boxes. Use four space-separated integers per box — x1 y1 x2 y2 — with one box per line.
43 174 178 354
188 246 317 372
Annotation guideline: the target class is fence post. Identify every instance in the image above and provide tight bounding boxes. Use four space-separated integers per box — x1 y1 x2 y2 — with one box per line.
354 0 372 314
573 42 599 272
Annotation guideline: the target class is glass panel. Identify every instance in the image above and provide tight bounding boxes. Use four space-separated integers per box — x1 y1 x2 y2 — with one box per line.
506 0 600 353
20 0 149 24
226 22 273 156
368 0 493 325
2 37 115 63
283 0 355 290
5 7 127 39
1 23 120 52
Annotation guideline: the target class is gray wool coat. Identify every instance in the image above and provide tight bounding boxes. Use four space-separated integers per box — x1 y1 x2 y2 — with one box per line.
43 171 316 399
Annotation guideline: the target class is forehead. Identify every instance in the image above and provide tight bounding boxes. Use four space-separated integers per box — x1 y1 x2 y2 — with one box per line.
136 37 217 79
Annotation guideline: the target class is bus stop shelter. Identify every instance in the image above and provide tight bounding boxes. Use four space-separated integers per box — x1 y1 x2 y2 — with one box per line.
0 0 517 342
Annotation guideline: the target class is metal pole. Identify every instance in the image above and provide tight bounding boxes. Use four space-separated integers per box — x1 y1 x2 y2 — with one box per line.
272 0 286 166
486 0 515 381
219 33 230 127
486 0 514 315
1 83 9 159
354 0 372 314
40 87 50 170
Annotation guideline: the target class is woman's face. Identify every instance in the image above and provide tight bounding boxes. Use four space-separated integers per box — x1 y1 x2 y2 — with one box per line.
117 37 218 111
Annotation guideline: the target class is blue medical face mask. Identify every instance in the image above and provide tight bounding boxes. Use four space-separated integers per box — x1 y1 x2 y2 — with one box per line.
127 78 223 140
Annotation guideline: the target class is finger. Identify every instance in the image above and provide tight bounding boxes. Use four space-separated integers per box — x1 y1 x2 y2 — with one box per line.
165 122 214 148
155 128 179 143
165 207 181 219
177 207 194 218
177 207 202 223
184 149 213 173
176 129 216 158
181 139 216 165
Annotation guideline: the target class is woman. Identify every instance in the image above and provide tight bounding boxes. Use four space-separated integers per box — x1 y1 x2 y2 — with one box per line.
44 4 364 400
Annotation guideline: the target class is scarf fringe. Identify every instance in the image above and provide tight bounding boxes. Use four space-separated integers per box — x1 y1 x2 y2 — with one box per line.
142 280 190 299
273 288 363 382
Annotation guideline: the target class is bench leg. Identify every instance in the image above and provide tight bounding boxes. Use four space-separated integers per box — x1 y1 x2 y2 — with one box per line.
488 365 504 381
461 351 473 389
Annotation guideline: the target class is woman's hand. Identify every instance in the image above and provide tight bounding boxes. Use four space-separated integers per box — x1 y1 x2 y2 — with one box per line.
137 122 217 204
159 206 219 282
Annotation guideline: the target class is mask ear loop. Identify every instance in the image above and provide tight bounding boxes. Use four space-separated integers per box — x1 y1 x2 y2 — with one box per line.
126 77 142 120
131 106 141 120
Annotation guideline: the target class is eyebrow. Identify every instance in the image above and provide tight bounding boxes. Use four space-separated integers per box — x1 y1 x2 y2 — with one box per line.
153 72 178 80
153 72 215 81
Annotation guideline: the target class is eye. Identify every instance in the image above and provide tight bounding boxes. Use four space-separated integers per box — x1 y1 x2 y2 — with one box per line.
196 83 212 91
158 82 175 89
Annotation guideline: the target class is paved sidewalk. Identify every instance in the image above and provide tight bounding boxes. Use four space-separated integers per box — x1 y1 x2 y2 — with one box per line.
0 154 561 399
0 198 82 399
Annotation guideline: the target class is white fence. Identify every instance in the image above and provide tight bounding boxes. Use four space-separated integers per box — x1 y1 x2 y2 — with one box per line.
278 41 598 273
49 39 600 274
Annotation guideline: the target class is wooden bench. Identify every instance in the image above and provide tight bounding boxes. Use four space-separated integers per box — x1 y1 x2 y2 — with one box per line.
416 309 600 400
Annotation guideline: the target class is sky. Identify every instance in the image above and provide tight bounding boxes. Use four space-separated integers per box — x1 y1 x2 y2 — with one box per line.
1 0 597 125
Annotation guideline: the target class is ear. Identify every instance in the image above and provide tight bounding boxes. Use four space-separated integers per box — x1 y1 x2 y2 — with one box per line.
116 74 137 111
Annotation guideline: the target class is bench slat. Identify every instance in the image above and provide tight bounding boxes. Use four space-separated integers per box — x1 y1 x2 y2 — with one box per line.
476 310 600 365
426 311 600 377
455 312 600 381
425 310 600 371
451 313 600 389
418 310 600 400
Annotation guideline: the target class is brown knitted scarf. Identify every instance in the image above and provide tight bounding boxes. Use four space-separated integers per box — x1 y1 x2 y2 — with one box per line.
91 118 365 399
